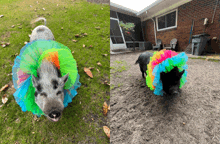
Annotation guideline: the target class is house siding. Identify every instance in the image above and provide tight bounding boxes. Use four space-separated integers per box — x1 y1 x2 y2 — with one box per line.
144 0 220 52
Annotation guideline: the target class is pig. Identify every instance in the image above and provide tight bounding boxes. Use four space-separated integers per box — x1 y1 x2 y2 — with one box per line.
30 17 67 122
135 52 154 78
160 66 185 98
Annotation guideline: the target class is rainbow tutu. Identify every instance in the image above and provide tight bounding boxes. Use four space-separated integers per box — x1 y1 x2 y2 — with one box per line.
12 40 81 117
146 49 188 96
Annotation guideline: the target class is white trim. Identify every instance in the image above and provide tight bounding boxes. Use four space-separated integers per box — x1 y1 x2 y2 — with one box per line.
136 0 163 16
110 18 127 50
156 9 178 32
110 2 138 14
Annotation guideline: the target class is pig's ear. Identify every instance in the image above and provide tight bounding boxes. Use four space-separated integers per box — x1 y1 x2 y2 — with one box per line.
60 73 69 85
179 70 185 78
32 74 39 87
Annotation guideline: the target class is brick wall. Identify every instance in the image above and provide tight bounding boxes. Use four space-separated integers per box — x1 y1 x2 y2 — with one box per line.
144 0 220 52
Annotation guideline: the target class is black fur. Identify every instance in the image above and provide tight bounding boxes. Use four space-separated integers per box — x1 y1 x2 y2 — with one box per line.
34 91 38 97
40 92 47 97
160 66 185 96
51 79 58 89
54 66 61 77
36 84 42 92
135 52 154 78
56 91 62 95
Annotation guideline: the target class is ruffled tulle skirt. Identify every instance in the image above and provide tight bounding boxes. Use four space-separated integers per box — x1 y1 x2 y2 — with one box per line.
12 40 81 117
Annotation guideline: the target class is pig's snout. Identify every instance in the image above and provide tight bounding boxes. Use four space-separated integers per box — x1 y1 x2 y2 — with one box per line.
49 111 61 118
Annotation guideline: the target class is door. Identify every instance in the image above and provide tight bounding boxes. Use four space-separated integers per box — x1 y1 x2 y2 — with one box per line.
110 18 127 50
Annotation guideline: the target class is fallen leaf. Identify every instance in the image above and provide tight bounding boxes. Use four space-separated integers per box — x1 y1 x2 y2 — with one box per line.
57 4 59 6
18 26 22 29
103 126 110 139
83 44 85 47
103 102 108 116
104 80 110 86
34 9 37 12
102 54 108 56
5 43 10 46
0 15 4 18
89 45 93 48
95 27 100 30
65 11 67 13
96 68 100 73
30 5 32 7
42 8 45 11
72 51 74 54
84 67 93 78
61 27 63 30
72 39 77 42
0 84 9 92
32 132 35 134
88 67 94 70
91 118 94 121
2 94 8 104
11 25 15 28
97 62 102 66
41 138 44 141
206 58 209 61
108 105 110 110
24 42 28 45
0 104 3 108
1 44 6 48
83 33 87 36
75 34 80 37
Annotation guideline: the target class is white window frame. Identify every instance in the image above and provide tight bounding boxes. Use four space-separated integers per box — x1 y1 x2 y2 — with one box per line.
156 9 178 32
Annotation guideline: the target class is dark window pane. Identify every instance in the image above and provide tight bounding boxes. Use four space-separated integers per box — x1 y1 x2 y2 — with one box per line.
115 37 124 44
110 29 114 36
110 19 122 36
158 16 165 29
111 37 117 44
167 11 176 27
110 10 117 18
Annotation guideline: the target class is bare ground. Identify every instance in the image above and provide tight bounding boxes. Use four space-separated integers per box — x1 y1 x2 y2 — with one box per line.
110 51 220 144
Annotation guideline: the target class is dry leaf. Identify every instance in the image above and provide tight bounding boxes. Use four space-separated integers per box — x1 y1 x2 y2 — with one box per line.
57 4 59 6
104 80 110 86
75 34 80 37
34 115 38 121
1 44 6 48
24 42 28 45
11 25 15 28
34 9 37 12
206 58 209 61
84 67 93 78
83 33 87 36
72 51 74 54
0 84 9 92
103 126 110 139
88 67 94 70
97 62 102 66
0 104 3 108
103 102 108 116
83 44 85 47
61 27 63 30
102 54 107 56
2 94 8 104
108 105 110 110
43 8 45 11
18 26 22 29
30 5 32 7
72 39 77 42
5 43 10 46
96 68 100 73
32 132 35 134
95 27 100 30
0 15 4 18
89 45 93 48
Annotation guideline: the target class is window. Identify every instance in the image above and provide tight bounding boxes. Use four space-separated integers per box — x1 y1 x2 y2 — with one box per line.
156 9 177 31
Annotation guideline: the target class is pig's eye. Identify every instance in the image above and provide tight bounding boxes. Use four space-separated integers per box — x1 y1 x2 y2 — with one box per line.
40 92 47 97
56 91 62 95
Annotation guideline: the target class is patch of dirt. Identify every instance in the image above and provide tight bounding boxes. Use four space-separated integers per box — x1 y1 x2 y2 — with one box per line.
110 51 220 143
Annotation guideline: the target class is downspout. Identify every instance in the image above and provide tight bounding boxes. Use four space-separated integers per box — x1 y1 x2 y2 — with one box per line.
151 18 157 45
211 0 219 23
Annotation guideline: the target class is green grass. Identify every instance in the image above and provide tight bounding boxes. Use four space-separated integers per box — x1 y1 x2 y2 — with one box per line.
110 60 129 74
0 0 110 143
